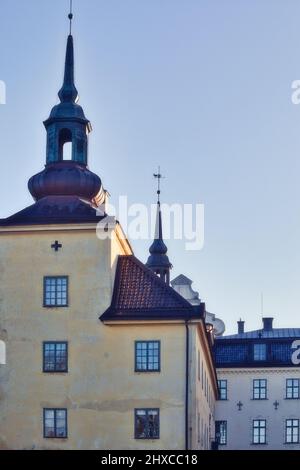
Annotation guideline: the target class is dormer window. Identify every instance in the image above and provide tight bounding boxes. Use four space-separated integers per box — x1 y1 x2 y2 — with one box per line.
253 343 267 361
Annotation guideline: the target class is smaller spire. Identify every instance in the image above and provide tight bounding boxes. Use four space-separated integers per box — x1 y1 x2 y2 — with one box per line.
146 168 172 284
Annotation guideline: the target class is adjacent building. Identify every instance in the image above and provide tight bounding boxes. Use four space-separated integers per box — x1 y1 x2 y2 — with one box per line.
214 317 300 450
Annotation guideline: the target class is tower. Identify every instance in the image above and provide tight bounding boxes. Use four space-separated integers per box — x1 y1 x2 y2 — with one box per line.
146 169 172 284
27 30 106 211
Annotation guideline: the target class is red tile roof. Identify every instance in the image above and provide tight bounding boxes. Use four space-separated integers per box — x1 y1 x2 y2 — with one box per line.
100 255 205 321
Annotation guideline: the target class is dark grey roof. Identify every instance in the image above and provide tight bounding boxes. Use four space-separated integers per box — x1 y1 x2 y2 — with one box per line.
218 328 300 340
0 196 105 226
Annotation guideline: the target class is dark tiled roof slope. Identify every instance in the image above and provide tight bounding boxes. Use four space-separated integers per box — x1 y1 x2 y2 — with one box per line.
0 196 105 226
100 255 205 321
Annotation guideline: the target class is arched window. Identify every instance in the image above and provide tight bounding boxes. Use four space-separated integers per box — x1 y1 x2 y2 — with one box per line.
0 340 6 365
58 128 73 161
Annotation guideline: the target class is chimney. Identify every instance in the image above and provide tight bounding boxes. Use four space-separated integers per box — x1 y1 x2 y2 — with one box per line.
262 317 273 331
237 319 245 334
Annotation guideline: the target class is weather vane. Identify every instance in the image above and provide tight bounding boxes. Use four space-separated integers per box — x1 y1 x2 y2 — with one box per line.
153 166 165 204
68 0 74 35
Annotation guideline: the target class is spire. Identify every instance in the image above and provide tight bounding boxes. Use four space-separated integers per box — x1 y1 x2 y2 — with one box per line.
42 4 91 166
146 168 172 284
57 2 77 103
58 34 78 103
28 2 106 209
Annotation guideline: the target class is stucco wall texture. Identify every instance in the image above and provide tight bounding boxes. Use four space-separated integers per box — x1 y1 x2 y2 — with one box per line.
0 225 205 450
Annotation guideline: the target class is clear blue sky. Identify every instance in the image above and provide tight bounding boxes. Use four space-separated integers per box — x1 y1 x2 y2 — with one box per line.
1 0 300 334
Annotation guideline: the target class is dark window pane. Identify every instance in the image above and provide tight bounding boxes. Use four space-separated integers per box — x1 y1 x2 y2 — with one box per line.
44 409 67 439
135 409 159 439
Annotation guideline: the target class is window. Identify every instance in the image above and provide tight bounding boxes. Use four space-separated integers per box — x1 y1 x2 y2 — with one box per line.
43 409 67 438
252 419 266 444
198 351 200 381
44 277 68 307
135 409 159 439
218 380 227 400
43 342 68 372
197 413 200 444
286 379 300 399
253 379 267 400
135 341 160 372
201 361 203 389
215 420 227 445
253 343 267 361
286 419 299 444
62 142 72 160
59 128 73 161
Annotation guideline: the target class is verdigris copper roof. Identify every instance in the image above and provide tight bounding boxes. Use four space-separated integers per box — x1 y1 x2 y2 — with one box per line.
100 255 205 321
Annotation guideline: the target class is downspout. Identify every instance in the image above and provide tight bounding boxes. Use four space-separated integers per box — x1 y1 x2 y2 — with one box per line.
185 320 189 451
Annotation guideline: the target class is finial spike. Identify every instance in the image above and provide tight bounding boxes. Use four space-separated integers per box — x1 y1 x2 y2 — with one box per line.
153 166 164 204
69 0 73 35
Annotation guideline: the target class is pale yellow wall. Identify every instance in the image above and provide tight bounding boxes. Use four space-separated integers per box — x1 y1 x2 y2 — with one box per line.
0 226 188 450
189 325 216 450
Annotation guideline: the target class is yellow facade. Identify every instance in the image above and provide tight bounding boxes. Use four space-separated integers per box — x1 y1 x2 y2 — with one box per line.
0 223 217 450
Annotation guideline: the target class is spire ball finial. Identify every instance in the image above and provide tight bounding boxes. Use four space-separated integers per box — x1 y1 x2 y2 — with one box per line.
69 0 73 35
153 166 164 204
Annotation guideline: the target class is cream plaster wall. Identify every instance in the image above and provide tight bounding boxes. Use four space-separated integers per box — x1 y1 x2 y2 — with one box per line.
216 368 300 450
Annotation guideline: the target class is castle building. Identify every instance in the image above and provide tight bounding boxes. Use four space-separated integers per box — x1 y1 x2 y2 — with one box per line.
0 17 217 450
214 317 300 450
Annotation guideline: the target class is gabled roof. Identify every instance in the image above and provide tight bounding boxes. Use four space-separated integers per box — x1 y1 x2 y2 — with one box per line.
0 196 105 226
100 255 205 322
171 274 193 286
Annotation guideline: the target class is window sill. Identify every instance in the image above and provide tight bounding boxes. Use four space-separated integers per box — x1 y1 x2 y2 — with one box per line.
43 371 68 374
134 437 160 440
251 443 268 446
284 442 300 445
43 305 69 309
44 437 68 440
135 370 161 374
251 398 268 401
285 398 300 400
